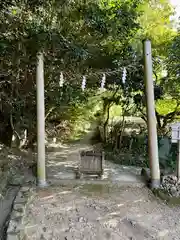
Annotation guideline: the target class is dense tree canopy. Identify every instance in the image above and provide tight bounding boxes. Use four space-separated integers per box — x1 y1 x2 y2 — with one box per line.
0 0 179 147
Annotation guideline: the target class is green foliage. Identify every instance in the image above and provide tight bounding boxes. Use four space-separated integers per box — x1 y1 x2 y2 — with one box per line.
133 0 176 56
167 33 180 92
0 0 179 148
0 0 144 146
156 99 180 115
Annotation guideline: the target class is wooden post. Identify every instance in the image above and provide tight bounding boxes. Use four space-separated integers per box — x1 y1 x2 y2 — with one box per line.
143 39 160 188
171 123 180 180
36 52 47 187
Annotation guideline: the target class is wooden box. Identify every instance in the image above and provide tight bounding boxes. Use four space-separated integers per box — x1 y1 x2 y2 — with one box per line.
76 150 104 178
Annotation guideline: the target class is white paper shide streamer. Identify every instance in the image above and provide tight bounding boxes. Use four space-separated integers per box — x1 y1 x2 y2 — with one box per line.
122 67 127 84
81 75 86 91
59 72 64 87
100 73 106 90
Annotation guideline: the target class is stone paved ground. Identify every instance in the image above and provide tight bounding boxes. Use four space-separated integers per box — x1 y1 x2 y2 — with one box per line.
22 143 180 240
0 187 19 239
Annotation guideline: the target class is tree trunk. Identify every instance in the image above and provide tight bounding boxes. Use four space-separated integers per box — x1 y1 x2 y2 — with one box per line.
0 122 13 147
103 103 112 143
26 128 36 149
117 115 126 150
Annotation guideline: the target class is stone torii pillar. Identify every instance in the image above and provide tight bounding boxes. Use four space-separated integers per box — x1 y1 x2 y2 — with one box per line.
143 39 160 189
36 52 47 187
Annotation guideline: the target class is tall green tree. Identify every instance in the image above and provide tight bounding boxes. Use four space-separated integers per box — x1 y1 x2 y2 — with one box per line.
0 0 143 146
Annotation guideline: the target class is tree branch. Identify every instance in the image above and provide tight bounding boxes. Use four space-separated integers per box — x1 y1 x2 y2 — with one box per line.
45 106 56 120
10 113 21 140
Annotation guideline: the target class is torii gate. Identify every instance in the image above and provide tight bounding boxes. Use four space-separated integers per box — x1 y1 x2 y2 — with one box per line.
36 52 47 187
36 40 160 188
143 39 160 188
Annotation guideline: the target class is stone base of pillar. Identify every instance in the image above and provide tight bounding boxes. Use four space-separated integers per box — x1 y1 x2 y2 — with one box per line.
37 180 49 188
150 179 160 189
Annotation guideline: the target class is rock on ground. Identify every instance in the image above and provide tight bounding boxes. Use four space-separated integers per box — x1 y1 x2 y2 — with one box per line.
161 175 180 197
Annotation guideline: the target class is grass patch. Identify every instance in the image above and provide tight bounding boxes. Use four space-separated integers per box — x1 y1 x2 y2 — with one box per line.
104 147 148 168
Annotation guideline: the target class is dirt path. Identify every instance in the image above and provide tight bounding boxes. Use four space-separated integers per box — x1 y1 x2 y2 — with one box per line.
22 142 180 240
46 142 143 185
24 184 180 240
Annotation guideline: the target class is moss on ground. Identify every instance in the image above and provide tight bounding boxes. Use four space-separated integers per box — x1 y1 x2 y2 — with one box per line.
153 188 180 206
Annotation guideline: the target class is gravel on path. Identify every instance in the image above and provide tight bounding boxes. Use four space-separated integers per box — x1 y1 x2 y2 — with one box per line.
23 184 180 240
23 141 180 240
